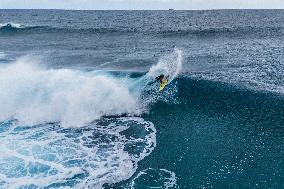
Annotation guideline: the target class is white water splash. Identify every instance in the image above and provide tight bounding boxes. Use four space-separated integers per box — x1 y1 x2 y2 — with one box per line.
131 168 177 189
133 48 183 106
148 47 183 83
0 118 156 188
0 57 140 127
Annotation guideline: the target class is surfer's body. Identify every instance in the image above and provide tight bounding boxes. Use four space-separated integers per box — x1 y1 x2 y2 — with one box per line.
155 74 169 91
155 74 165 83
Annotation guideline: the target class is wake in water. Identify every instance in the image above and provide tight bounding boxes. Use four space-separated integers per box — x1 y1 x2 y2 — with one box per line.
0 49 183 188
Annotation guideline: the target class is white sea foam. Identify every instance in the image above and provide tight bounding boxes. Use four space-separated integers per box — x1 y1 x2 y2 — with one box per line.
0 52 6 59
0 23 24 29
148 47 183 82
0 56 140 127
0 118 156 188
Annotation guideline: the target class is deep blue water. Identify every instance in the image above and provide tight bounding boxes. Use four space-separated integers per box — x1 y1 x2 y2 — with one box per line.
0 9 283 188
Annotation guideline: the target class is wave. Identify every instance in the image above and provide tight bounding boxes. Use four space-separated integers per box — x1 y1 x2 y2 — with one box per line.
158 75 284 110
0 47 282 129
159 26 284 36
0 49 183 127
0 49 183 188
0 23 24 29
0 52 6 59
2 23 284 37
130 168 177 188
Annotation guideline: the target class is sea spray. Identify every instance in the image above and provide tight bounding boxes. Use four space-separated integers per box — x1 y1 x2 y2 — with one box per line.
0 118 156 188
135 48 184 106
0 57 139 127
148 47 183 82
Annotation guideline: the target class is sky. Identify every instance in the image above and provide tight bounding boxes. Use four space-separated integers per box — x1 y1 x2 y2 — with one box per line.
1 0 284 10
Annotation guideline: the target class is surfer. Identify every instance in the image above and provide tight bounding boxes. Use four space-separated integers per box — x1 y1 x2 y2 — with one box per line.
155 74 167 84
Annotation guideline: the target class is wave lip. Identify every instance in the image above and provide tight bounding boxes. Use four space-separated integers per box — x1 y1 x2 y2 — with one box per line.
0 23 50 33
0 23 28 32
157 26 284 37
131 168 177 189
0 23 136 34
0 52 6 59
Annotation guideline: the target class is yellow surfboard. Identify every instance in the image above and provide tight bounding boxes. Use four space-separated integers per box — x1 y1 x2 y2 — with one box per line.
159 79 168 91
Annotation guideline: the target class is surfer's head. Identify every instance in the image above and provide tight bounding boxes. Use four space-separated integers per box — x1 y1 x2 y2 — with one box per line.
155 74 165 81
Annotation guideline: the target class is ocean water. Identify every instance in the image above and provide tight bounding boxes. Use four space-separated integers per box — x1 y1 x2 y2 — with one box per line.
0 9 283 188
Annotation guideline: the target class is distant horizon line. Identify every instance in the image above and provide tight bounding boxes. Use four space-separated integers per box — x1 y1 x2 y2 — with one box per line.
1 8 284 11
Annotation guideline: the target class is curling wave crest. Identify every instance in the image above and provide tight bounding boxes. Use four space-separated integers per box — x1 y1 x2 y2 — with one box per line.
0 57 140 127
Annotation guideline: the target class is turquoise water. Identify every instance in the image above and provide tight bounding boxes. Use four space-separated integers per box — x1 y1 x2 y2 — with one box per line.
0 10 283 188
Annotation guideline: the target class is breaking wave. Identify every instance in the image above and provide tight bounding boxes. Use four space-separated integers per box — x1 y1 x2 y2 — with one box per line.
2 22 284 37
0 57 140 127
0 48 184 188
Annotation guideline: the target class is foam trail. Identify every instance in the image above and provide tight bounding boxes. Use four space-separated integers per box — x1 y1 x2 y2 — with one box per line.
0 50 182 188
0 57 140 127
130 48 183 91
